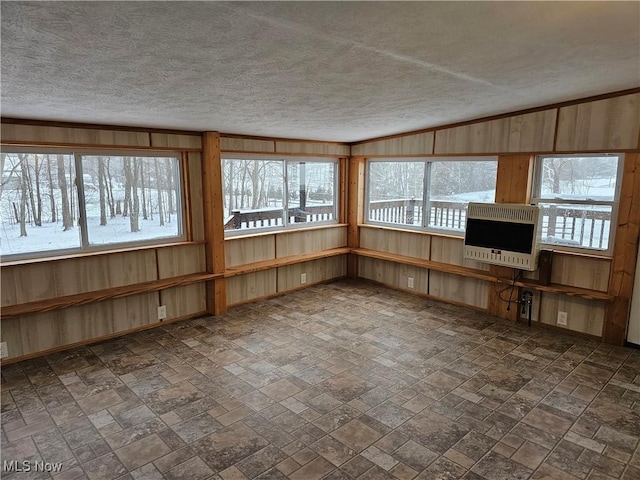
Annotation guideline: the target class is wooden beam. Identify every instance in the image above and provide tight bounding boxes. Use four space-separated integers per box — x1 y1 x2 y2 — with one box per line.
488 154 534 320
347 157 366 277
604 152 640 345
339 157 348 224
202 132 227 315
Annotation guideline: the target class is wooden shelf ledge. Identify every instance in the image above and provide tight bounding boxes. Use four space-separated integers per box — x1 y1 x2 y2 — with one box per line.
224 247 351 278
352 248 613 302
1 272 220 319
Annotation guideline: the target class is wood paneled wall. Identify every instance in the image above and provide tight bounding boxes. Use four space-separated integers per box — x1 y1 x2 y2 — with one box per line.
221 135 350 157
350 89 640 343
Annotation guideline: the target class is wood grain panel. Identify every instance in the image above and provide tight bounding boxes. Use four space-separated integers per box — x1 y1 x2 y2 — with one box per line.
0 123 151 147
157 244 206 278
277 256 347 291
494 155 533 204
351 132 434 156
226 270 277 306
276 227 347 257
220 137 275 153
359 228 430 259
540 293 605 337
1 263 56 305
430 235 489 271
188 152 205 242
434 110 556 154
429 271 489 309
347 157 366 277
358 257 428 294
20 311 61 355
160 284 206 319
556 93 640 151
0 318 24 358
551 255 610 292
275 141 350 156
225 235 275 267
151 133 202 150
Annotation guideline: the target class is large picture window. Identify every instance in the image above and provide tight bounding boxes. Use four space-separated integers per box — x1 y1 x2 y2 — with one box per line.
532 154 623 253
223 157 338 233
366 158 497 232
1 150 183 259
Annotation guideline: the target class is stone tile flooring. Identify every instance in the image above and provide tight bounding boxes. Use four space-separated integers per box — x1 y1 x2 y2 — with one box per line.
2 279 640 480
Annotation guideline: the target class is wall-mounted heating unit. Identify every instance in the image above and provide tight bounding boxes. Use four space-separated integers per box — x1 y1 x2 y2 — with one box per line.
464 203 541 271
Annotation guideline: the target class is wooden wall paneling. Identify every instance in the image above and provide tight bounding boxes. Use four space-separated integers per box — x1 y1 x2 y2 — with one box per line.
226 270 277 306
275 141 350 156
0 123 151 147
150 133 202 150
225 235 276 267
550 255 611 293
220 137 275 153
156 244 206 278
276 227 347 257
19 311 61 356
0 318 24 359
359 228 430 259
434 110 555 154
57 301 115 346
351 132 434 157
7 262 58 304
188 152 205 242
556 93 640 151
0 267 18 306
347 157 366 276
604 153 640 344
430 235 488 271
339 158 348 224
429 271 489 309
277 256 347 292
202 132 227 315
160 284 207 320
539 293 605 337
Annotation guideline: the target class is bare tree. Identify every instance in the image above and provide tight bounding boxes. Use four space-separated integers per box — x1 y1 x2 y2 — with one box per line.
46 155 56 222
154 158 164 226
57 155 73 231
140 160 148 220
19 156 28 236
98 156 107 225
105 158 115 218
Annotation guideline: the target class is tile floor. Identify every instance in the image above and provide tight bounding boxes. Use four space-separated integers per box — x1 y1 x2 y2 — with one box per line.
2 279 640 480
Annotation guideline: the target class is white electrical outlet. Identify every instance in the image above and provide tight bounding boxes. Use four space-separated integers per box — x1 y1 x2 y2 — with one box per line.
301 273 307 284
0 342 8 359
407 277 414 289
557 311 568 327
158 305 167 320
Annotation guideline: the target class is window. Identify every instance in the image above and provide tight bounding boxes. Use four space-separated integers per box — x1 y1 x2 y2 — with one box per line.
223 157 338 233
366 158 497 232
1 150 183 259
533 154 623 253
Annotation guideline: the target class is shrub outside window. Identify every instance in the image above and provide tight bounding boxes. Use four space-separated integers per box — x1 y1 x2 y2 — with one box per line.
532 154 623 254
366 158 497 233
1 149 183 259
223 157 338 233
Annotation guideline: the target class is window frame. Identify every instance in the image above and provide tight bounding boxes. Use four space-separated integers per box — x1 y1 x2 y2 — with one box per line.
1 146 186 261
532 153 624 256
365 156 498 236
222 154 340 237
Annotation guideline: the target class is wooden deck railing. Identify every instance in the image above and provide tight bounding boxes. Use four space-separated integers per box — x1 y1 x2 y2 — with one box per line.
368 199 610 249
224 205 334 230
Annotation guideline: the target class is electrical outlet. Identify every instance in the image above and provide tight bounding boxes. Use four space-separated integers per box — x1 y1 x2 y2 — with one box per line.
557 311 568 327
300 273 307 284
0 342 8 359
520 302 530 318
407 277 414 289
158 305 167 321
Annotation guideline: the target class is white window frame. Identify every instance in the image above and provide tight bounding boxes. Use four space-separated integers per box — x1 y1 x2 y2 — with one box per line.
365 156 498 236
532 153 624 256
222 154 339 237
1 146 185 261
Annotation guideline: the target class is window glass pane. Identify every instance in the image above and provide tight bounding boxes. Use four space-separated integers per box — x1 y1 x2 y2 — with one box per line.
368 161 425 226
1 152 80 256
428 161 497 230
287 161 335 225
538 202 613 250
80 155 181 245
538 156 618 201
223 158 284 230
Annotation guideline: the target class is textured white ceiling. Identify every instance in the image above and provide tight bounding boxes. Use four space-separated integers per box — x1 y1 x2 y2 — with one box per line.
2 1 639 142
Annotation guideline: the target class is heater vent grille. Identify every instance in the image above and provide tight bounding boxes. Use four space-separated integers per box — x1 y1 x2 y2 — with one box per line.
467 203 537 224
